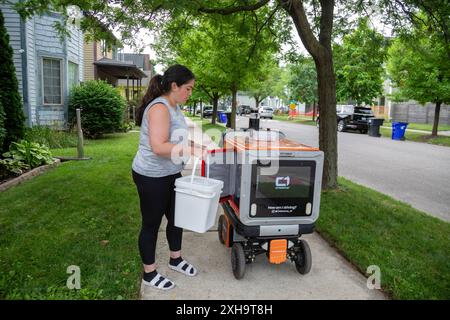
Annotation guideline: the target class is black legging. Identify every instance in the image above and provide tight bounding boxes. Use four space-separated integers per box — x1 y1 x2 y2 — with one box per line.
132 170 183 265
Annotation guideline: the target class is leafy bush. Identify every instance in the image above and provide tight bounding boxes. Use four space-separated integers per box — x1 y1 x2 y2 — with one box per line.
68 80 126 138
24 125 78 149
0 157 28 177
120 121 135 132
3 140 54 169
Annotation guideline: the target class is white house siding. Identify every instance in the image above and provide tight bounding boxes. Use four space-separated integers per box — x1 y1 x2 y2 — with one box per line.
33 12 83 128
25 17 37 125
33 14 65 127
66 21 84 82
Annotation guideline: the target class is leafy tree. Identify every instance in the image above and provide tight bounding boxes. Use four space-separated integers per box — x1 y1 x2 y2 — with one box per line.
0 9 26 152
377 0 450 60
245 58 284 109
13 0 412 189
387 17 450 137
156 10 281 128
287 56 318 118
333 18 388 106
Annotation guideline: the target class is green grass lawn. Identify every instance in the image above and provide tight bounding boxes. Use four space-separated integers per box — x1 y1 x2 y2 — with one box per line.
381 120 450 132
1 126 449 299
318 178 450 300
0 133 142 299
380 128 450 147
272 114 317 126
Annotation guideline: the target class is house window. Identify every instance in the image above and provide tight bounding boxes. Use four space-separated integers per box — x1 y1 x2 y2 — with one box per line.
68 62 79 92
42 58 62 105
100 39 107 57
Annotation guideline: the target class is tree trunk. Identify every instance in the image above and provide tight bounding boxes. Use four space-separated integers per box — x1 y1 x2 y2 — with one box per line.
312 100 316 122
255 96 261 109
315 55 338 189
432 101 441 137
211 93 219 125
280 0 338 190
231 83 238 129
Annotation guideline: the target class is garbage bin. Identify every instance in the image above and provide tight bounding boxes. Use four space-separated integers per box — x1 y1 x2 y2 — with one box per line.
392 122 408 140
218 111 227 123
224 112 232 128
368 118 384 137
249 113 260 131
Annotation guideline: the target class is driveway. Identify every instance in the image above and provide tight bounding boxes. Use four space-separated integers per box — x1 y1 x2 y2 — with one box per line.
238 116 450 222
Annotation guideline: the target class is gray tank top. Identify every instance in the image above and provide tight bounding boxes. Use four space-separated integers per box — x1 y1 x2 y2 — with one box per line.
132 96 189 177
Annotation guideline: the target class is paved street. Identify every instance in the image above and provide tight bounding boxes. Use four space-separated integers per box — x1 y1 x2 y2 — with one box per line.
236 116 450 222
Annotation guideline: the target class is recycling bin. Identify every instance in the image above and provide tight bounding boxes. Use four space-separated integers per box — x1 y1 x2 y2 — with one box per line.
392 122 408 140
368 118 384 137
218 111 227 123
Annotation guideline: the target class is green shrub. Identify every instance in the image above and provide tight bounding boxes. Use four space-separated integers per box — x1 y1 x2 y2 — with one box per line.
0 10 26 151
68 80 126 138
3 140 54 169
24 125 78 149
120 121 135 132
0 157 28 178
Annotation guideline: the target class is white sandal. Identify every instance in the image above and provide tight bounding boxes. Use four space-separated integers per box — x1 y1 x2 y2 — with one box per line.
142 273 175 290
168 260 198 276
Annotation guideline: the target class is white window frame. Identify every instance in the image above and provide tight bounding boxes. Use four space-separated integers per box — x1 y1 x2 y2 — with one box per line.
68 61 80 92
42 57 63 106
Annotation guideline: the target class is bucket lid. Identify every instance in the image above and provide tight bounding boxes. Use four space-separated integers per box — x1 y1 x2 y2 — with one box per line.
175 176 224 193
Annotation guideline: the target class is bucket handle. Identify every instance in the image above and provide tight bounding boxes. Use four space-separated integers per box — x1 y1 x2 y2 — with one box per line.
190 155 209 184
175 188 216 199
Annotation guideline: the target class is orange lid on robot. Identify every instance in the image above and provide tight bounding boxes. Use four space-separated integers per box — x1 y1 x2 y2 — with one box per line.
224 134 319 152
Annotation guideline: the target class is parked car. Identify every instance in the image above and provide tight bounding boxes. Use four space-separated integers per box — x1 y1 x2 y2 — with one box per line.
202 105 214 117
316 105 374 134
237 105 252 115
258 106 274 119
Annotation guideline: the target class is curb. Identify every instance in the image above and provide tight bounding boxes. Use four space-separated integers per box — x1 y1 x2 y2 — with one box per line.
0 158 61 192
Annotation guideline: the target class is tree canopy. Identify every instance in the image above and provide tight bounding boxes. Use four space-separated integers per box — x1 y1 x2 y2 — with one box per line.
286 56 318 107
387 14 450 136
333 18 388 106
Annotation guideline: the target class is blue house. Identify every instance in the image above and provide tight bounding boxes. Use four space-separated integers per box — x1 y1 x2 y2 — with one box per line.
1 2 84 128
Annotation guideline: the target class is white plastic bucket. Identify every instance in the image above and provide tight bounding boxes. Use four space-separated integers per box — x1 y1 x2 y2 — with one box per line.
174 157 224 233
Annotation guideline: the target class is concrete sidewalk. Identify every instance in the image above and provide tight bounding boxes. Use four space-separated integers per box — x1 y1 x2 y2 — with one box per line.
139 117 387 300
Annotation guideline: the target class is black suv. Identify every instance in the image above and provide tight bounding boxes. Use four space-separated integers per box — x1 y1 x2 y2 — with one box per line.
237 105 256 115
317 105 374 134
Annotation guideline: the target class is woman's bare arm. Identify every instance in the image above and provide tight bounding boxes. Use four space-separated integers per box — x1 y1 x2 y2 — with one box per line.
148 104 204 158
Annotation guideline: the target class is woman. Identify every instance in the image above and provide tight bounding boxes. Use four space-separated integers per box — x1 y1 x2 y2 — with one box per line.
132 64 205 290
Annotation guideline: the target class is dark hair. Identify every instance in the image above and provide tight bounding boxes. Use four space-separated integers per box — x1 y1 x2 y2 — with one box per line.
135 64 195 126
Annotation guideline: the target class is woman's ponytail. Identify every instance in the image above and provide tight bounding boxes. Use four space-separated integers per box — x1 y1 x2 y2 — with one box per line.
136 65 195 126
136 74 164 126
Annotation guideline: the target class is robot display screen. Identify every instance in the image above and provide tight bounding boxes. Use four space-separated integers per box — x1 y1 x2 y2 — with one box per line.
255 166 311 199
